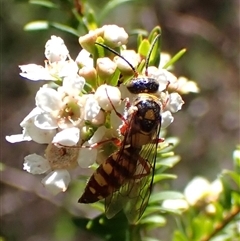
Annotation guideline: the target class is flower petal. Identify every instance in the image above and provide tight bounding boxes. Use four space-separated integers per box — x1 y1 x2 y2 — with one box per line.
167 93 184 113
95 84 121 111
23 154 51 174
35 87 62 112
41 170 71 195
45 36 69 62
84 95 101 121
77 146 97 168
88 126 107 145
6 133 31 143
19 64 55 81
34 113 58 129
52 127 80 146
161 111 174 129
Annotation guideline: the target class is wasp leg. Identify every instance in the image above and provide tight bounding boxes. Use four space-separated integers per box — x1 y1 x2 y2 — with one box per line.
54 137 121 149
82 138 122 148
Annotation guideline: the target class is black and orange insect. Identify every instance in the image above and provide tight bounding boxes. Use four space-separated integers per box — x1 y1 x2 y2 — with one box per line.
79 34 163 223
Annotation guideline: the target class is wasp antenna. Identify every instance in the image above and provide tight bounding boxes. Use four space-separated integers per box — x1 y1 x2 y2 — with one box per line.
145 34 161 76
95 42 138 77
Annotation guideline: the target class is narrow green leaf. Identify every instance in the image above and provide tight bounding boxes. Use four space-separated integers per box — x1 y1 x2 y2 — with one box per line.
223 170 240 188
156 156 181 168
50 22 79 36
163 48 187 69
24 21 49 31
107 68 121 86
149 191 185 204
148 26 161 43
29 0 58 8
138 39 150 58
140 215 166 228
173 230 189 241
153 173 177 184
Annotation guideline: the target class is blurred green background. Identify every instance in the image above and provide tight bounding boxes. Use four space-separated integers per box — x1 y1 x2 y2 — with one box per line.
1 0 239 240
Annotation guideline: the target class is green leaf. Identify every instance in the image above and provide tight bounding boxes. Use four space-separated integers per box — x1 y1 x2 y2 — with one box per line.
163 48 187 69
138 39 150 58
24 21 49 31
153 173 177 184
149 191 185 204
145 26 161 66
223 170 240 188
148 26 161 43
192 217 213 241
85 9 98 30
50 22 80 36
156 156 181 169
107 68 121 86
139 215 166 228
173 230 188 241
130 29 148 37
29 0 58 8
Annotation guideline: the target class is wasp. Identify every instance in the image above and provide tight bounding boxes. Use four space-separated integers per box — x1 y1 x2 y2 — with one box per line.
79 34 163 223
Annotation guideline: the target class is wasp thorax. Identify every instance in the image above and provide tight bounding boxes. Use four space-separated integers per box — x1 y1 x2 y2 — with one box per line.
127 77 159 94
134 98 161 133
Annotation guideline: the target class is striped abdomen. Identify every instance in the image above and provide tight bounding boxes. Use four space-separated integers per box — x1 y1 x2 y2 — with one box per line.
78 146 140 203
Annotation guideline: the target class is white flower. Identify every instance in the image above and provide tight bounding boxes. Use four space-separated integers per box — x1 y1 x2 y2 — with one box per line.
147 66 177 92
103 25 128 47
19 64 55 81
184 177 210 206
35 86 83 130
42 170 71 195
77 146 98 168
208 179 223 201
84 95 101 121
95 84 121 111
170 76 199 94
97 57 117 77
162 199 189 211
6 107 57 144
88 126 107 145
36 87 62 112
62 74 85 96
76 49 93 68
161 111 174 129
23 153 51 174
45 36 69 62
77 127 106 168
114 50 140 72
167 93 185 113
52 127 80 146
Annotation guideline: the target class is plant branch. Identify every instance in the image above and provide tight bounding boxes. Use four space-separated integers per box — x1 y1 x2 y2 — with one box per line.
200 205 240 241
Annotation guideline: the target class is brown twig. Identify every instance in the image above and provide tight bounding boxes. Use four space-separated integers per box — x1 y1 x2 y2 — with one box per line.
200 205 240 241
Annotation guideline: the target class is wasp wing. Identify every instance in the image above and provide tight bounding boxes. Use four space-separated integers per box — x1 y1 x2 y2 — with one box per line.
105 121 161 223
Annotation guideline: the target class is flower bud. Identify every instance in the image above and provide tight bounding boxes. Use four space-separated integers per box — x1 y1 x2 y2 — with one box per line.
96 57 117 81
103 25 128 47
95 84 121 111
79 28 104 54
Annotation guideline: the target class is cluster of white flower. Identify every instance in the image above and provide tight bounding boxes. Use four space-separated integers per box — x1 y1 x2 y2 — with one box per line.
162 176 223 213
6 25 198 195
